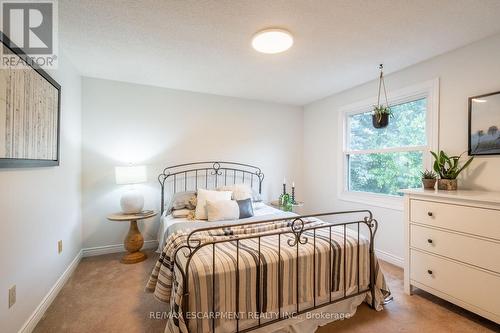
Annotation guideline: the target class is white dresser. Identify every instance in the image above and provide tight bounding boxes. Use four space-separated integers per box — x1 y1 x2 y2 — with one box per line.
402 189 500 324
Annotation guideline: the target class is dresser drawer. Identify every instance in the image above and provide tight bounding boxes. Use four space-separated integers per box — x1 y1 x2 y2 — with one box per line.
410 224 500 273
410 250 500 318
410 199 500 240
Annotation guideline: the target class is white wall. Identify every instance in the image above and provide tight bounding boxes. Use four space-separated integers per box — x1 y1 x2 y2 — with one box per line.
0 50 82 333
303 33 500 264
81 78 303 249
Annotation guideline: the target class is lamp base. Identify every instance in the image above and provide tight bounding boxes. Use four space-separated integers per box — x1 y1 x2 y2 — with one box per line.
120 189 144 214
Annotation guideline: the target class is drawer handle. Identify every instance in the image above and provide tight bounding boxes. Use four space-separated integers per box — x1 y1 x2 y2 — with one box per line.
427 239 433 244
427 212 433 217
427 269 433 275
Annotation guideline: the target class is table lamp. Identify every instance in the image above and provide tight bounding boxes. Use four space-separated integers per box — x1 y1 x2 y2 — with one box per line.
115 165 147 214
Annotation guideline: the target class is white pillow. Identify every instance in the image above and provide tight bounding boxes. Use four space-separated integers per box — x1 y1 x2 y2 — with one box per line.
206 200 240 222
195 189 232 220
218 184 253 201
171 209 192 218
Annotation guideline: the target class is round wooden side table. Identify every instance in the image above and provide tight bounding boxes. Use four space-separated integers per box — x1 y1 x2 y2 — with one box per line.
106 210 157 264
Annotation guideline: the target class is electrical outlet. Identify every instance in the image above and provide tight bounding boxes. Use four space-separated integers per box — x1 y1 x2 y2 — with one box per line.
8 285 16 308
58 240 63 254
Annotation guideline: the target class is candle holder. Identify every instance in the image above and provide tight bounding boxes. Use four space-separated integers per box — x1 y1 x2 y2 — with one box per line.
291 186 296 205
279 183 288 206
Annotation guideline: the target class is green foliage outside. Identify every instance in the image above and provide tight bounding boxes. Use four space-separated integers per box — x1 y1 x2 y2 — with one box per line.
348 98 427 196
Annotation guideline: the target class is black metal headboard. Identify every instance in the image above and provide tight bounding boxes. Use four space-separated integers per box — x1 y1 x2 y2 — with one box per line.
158 161 265 215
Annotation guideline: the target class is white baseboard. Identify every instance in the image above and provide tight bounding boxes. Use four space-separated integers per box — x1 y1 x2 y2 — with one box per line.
82 240 158 257
19 250 83 333
375 248 404 268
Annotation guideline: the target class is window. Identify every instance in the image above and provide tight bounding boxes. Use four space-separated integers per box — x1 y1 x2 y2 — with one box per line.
339 80 439 209
348 98 427 196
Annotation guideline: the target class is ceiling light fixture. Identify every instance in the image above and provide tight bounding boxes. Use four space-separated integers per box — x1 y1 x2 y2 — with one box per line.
252 28 293 54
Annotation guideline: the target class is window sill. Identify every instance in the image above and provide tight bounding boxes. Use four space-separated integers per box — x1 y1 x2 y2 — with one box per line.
338 191 404 211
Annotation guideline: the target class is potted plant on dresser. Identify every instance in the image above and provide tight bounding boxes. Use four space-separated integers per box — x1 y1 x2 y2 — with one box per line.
421 169 437 189
430 150 474 190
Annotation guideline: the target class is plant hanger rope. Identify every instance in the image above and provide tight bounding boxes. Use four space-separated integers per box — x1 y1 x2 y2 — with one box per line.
377 64 389 108
372 63 392 127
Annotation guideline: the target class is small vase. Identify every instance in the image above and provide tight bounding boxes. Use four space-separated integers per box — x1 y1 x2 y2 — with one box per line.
372 113 389 128
422 179 437 190
438 179 458 191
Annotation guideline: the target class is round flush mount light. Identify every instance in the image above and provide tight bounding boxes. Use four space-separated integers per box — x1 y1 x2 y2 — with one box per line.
252 28 294 54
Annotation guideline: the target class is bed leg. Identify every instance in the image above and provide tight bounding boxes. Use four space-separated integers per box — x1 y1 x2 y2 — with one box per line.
370 250 376 309
367 218 378 309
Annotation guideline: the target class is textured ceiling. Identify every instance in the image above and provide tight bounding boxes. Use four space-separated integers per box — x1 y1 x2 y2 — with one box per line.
60 0 500 105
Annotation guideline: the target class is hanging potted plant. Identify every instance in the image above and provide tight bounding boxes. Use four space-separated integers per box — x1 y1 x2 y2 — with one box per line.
430 150 474 191
373 105 392 128
372 64 392 129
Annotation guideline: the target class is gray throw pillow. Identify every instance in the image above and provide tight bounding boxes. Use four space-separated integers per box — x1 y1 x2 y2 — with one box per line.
167 191 197 213
237 198 254 219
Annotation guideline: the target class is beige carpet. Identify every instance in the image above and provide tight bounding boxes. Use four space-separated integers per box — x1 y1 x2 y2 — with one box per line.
34 251 498 333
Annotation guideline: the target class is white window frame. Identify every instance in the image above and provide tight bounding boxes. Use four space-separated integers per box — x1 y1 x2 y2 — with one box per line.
337 78 440 211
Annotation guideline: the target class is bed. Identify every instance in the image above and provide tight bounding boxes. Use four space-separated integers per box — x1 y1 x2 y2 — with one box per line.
147 162 391 333
157 201 295 253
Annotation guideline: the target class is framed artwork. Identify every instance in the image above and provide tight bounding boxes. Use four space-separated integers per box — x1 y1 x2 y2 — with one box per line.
468 91 500 156
0 32 61 168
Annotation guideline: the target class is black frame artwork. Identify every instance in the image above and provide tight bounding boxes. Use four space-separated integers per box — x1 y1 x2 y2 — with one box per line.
468 91 500 156
0 31 61 168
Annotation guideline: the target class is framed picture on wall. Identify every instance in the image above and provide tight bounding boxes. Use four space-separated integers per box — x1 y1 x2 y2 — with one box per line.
468 91 500 156
0 32 61 168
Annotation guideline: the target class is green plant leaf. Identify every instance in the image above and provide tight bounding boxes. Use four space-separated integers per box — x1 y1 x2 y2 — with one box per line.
430 150 473 180
455 156 474 177
440 150 446 160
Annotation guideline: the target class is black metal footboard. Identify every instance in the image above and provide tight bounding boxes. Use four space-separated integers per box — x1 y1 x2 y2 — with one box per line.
172 210 379 333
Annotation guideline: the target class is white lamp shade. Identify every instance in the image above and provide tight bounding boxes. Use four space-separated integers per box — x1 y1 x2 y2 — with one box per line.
115 165 147 185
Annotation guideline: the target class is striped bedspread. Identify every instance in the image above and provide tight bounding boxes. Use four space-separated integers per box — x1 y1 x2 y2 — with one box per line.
146 217 390 333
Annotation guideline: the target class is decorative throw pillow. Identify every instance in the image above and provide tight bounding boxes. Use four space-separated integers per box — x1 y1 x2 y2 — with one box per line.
195 189 232 220
206 200 240 222
171 209 194 218
236 198 254 218
218 184 254 201
167 191 197 213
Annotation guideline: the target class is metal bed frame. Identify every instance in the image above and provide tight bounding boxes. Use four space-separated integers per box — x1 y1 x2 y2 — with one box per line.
158 162 380 333
159 161 264 215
